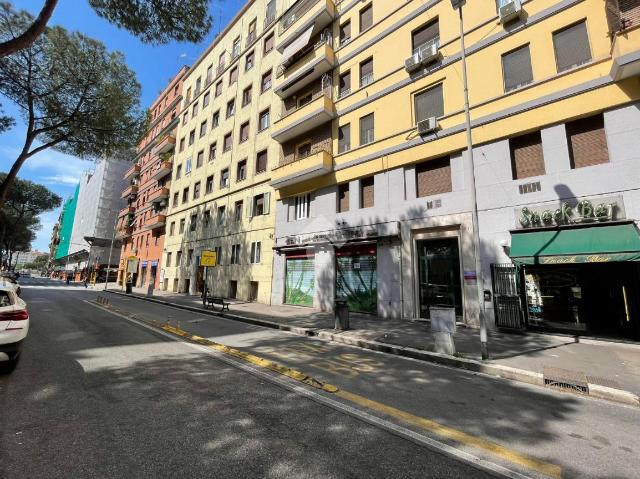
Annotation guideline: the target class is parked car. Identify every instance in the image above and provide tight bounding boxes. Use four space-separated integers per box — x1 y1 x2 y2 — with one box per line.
0 274 21 296
0 283 29 372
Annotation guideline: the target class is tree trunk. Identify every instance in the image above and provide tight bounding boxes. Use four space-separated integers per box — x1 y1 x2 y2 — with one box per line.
0 0 58 58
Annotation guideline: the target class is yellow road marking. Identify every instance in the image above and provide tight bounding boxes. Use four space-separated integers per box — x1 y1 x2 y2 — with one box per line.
336 389 562 479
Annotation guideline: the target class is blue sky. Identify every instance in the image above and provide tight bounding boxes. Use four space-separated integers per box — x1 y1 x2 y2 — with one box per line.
0 0 244 252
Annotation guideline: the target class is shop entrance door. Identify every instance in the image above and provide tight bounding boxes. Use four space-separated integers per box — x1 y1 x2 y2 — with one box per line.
417 238 463 319
491 263 524 329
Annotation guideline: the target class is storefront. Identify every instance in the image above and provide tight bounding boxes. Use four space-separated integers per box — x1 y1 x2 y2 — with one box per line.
284 250 315 307
335 244 377 314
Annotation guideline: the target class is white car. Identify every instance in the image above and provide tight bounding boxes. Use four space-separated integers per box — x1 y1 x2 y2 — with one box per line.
0 282 29 372
0 274 21 296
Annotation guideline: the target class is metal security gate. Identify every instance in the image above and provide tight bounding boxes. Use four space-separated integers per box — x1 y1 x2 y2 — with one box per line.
491 263 524 329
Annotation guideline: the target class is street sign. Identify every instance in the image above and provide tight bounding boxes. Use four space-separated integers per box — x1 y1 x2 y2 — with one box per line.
126 258 139 273
200 250 217 267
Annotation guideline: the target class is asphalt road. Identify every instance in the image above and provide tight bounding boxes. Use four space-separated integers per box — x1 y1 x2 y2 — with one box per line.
0 278 498 479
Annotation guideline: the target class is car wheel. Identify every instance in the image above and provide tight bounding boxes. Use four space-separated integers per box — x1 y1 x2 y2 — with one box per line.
0 355 20 374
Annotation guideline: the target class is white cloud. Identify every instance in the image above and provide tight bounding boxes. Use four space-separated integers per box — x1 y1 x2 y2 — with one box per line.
40 175 83 186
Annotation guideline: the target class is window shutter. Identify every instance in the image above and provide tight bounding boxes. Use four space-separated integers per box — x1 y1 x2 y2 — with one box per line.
263 192 271 215
414 84 444 123
502 45 533 92
360 114 374 145
510 131 545 179
566 114 609 169
257 150 267 172
360 58 373 79
412 20 439 51
340 21 351 42
338 183 349 212
339 124 350 152
416 157 452 197
360 4 373 32
553 21 592 72
361 177 374 208
339 71 351 93
266 0 275 19
247 196 254 217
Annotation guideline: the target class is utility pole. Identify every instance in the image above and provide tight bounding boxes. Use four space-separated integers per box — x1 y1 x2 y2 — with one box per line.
452 0 489 359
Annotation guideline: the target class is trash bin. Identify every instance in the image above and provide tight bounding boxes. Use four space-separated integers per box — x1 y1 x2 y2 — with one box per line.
125 282 133 294
430 306 456 355
335 299 349 331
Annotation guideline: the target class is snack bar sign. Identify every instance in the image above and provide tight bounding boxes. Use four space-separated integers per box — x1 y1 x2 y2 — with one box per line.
515 196 625 229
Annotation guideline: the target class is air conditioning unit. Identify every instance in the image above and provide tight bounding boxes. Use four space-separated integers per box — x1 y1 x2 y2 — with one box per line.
405 53 422 73
417 117 438 135
419 41 440 64
498 0 523 24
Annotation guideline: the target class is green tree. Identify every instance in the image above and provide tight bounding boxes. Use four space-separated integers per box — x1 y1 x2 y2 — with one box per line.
1 211 39 269
0 4 146 207
0 0 212 58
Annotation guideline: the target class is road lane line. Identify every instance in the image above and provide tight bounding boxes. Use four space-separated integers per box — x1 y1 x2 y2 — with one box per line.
85 299 561 479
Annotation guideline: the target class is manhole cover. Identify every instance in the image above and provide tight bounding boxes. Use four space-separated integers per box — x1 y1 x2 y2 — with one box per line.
543 366 589 394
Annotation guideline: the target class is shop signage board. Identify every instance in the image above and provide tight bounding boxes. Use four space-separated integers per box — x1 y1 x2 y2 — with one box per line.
126 258 138 273
278 222 400 248
515 195 624 229
200 250 217 267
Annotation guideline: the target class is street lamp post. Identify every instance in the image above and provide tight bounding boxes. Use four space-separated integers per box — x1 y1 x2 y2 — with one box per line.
104 216 118 291
452 0 489 359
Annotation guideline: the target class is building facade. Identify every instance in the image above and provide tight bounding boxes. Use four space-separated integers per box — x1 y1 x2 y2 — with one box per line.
54 183 79 260
13 250 48 268
117 66 189 289
265 0 640 340
162 0 281 302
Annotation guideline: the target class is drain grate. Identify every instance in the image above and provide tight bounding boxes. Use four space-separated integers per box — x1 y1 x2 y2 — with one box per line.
586 375 621 390
543 366 589 394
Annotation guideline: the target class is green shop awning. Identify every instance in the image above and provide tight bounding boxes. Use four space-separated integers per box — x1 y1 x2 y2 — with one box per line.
510 223 640 265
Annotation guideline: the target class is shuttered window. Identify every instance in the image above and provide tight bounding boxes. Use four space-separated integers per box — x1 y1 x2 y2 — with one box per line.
340 21 351 45
412 20 439 52
256 150 268 173
338 123 351 153
502 45 533 92
360 176 374 208
229 66 238 85
414 84 444 123
566 114 609 169
359 4 373 32
360 57 373 87
338 183 349 213
359 113 374 145
339 71 351 97
416 157 452 197
264 32 274 55
553 21 592 73
509 131 545 179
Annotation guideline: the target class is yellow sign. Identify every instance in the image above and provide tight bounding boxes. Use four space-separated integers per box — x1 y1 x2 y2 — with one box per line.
200 250 217 267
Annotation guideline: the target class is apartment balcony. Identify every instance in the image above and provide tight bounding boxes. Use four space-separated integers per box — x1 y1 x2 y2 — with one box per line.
608 0 640 80
150 160 173 181
154 133 176 155
123 163 141 181
121 184 138 199
272 89 336 143
278 0 336 40
118 206 135 218
143 214 166 231
270 150 333 189
148 187 170 205
275 39 335 98
115 225 133 239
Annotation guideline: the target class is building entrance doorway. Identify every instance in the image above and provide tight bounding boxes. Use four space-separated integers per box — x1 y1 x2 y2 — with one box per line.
417 237 463 319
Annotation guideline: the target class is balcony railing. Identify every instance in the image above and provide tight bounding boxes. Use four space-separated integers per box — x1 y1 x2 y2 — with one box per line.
144 213 167 231
279 0 319 34
606 0 640 34
121 184 139 199
123 163 141 180
360 72 374 88
154 133 176 155
281 84 332 119
271 148 333 189
264 12 276 28
150 160 173 181
118 206 135 218
246 31 257 46
216 63 225 76
148 187 170 204
278 32 332 77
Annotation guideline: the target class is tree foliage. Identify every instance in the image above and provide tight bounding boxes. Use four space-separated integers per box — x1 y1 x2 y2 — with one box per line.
0 3 146 206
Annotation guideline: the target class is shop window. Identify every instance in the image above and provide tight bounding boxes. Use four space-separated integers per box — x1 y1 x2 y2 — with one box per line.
566 114 609 169
502 44 533 92
250 242 261 264
414 84 444 124
553 21 592 73
359 3 373 33
510 131 545 179
338 183 349 213
360 176 374 208
336 245 377 313
416 156 452 197
294 194 310 220
285 252 314 306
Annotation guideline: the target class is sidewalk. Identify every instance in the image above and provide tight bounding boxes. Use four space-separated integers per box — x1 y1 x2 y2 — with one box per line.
105 283 640 401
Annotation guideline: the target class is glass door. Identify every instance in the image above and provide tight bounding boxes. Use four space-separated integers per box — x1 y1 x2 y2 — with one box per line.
417 238 462 319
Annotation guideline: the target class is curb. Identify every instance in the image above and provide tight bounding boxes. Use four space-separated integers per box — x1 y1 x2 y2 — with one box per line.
106 290 640 408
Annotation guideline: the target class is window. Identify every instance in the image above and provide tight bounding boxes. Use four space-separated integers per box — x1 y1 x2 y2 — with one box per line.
360 57 373 87
214 246 222 265
509 132 545 180
294 194 310 220
166 252 172 267
338 183 349 213
226 99 235 118
190 214 197 231
234 200 243 221
338 124 351 153
566 114 609 169
415 84 444 123
412 19 439 55
218 205 226 224
215 80 223 97
242 86 252 107
169 221 175 235
182 187 189 203
553 21 591 73
179 219 185 234
339 71 351 98
176 250 182 265
359 4 373 32
203 209 211 226
502 45 533 92
203 91 210 107
265 0 276 25
206 65 213 84
261 70 272 93
192 101 198 118
187 249 194 264
259 109 270 131
231 244 241 264
199 120 207 138
297 141 311 159
195 77 201 94
251 192 270 216
250 242 261 264
196 150 204 168
185 87 191 103
360 176 374 208
232 36 241 59
248 19 257 43
256 150 268 173
220 168 230 187
245 50 255 72
182 112 188 125
298 92 312 108
218 51 225 67
223 132 233 152
360 113 374 145
229 66 238 85
339 21 351 46
239 122 250 143
212 110 220 128
172 192 179 207
193 181 201 199
185 157 192 174
179 138 185 152
416 157 452 197
237 159 247 182
188 129 195 145
264 32 275 55
209 142 217 161
206 175 214 194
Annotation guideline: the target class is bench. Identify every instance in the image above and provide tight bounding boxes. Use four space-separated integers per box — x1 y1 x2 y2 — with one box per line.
204 296 230 312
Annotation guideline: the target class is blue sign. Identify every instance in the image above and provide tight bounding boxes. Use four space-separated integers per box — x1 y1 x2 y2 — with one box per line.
151 260 158 267
141 261 148 267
